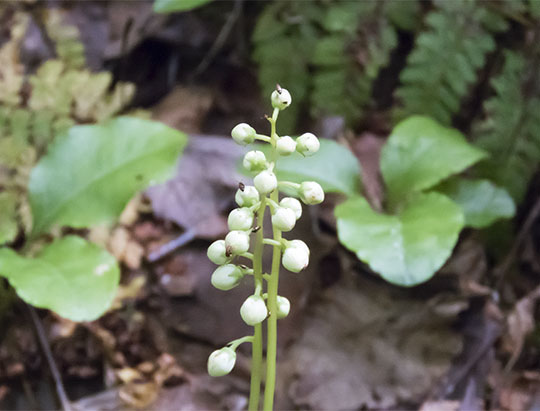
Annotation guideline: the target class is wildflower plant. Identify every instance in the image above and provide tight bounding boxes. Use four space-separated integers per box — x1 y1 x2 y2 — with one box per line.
206 85 324 410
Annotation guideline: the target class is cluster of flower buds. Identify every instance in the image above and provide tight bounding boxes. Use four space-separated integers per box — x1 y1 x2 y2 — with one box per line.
207 86 324 378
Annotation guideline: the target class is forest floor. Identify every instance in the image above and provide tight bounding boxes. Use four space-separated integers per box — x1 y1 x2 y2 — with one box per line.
1 1 540 410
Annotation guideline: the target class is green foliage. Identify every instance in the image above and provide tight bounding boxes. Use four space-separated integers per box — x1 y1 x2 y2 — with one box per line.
380 116 487 206
29 117 187 234
252 0 417 131
0 236 119 321
473 51 540 203
332 116 513 286
336 193 464 286
261 139 361 196
0 192 18 245
153 0 212 13
394 0 507 125
45 10 86 69
436 178 516 228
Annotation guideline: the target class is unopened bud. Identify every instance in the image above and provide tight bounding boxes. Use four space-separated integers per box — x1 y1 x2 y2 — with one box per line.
296 133 320 156
211 264 243 291
254 170 277 194
231 123 256 146
299 181 324 205
276 136 296 156
243 150 267 172
208 347 236 377
240 295 268 325
225 230 250 255
282 240 310 273
228 208 254 231
235 185 260 207
207 240 230 265
271 87 292 110
271 207 296 232
279 197 302 219
276 296 291 319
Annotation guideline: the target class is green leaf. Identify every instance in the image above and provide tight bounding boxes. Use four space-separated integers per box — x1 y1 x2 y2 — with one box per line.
336 193 464 286
153 0 211 13
381 116 487 205
29 116 187 234
258 139 361 196
436 178 515 228
0 192 18 245
0 236 120 321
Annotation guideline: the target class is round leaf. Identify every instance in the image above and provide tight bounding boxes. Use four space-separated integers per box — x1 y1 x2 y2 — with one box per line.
436 178 515 228
29 116 187 234
0 236 119 321
336 193 464 286
0 192 18 245
258 139 361 196
381 116 487 205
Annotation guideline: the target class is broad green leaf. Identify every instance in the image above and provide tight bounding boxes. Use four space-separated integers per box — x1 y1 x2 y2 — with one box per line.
29 116 187 234
436 178 515 228
0 236 119 321
381 116 487 205
257 139 361 196
0 192 18 245
336 192 464 286
153 0 211 13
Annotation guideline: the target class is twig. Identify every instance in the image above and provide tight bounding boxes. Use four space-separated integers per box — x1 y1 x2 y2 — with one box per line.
147 227 197 262
28 305 72 411
190 0 243 79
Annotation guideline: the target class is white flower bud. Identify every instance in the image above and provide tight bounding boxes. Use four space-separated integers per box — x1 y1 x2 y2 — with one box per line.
279 197 302 219
211 264 243 291
235 185 260 207
225 230 250 255
240 295 268 325
254 170 277 194
299 181 324 205
296 133 320 156
243 150 267 172
228 208 254 231
271 87 292 110
208 347 236 377
276 296 291 319
282 241 310 273
231 123 256 146
207 240 230 265
271 207 296 232
276 136 296 156
288 239 309 255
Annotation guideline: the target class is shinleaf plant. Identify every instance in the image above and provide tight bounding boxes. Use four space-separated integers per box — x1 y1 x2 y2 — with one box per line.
206 86 324 410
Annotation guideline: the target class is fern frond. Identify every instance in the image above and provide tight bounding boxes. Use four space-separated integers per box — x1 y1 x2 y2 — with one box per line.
45 10 86 69
395 0 507 125
474 50 540 202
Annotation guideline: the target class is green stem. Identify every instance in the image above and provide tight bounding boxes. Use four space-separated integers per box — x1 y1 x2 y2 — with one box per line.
248 198 266 411
264 189 281 411
262 238 282 248
263 106 281 411
229 335 254 351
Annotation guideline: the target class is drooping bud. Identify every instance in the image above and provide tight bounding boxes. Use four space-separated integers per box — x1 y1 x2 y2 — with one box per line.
225 230 250 255
254 170 277 194
271 87 292 110
240 295 268 325
271 207 296 232
276 136 296 156
282 240 310 273
235 185 260 207
243 150 267 172
208 347 236 377
207 240 230 265
296 132 320 156
276 296 291 319
299 181 324 205
211 264 243 291
279 197 302 219
228 208 254 231
231 123 256 146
